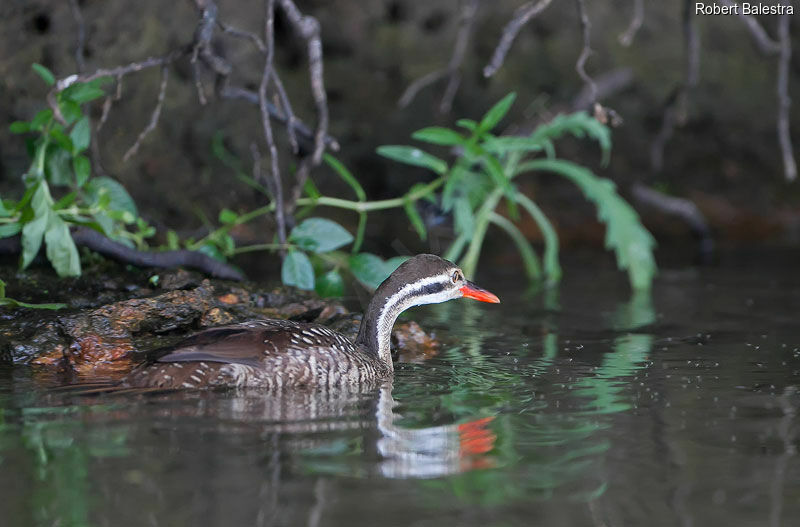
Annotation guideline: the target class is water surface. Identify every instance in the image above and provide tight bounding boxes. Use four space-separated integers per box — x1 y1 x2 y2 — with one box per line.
2 248 800 526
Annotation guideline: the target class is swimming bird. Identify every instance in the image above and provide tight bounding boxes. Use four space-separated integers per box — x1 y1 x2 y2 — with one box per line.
122 254 499 390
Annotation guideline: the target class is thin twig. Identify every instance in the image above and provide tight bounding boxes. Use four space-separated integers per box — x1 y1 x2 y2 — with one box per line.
398 0 480 112
278 0 329 166
55 51 187 91
574 0 597 105
483 0 554 78
720 0 781 55
776 12 796 181
123 66 169 162
618 0 644 47
259 0 286 245
218 21 266 51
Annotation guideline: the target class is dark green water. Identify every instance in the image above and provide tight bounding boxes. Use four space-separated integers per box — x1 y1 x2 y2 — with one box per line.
2 249 800 526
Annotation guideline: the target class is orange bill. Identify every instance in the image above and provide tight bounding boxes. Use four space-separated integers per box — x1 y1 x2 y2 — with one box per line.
460 281 500 303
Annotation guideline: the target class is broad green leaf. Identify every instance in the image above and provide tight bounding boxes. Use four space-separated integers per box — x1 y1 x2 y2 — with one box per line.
324 154 366 201
0 223 21 238
45 146 72 186
45 214 81 277
166 230 180 250
479 92 516 132
30 181 53 218
32 63 55 86
218 208 238 224
49 126 74 151
530 112 612 166
403 199 426 240
62 83 105 104
315 269 344 298
58 99 82 125
376 146 448 175
21 213 48 269
85 177 137 216
196 243 226 262
0 198 13 218
282 250 315 290
91 212 114 237
523 159 656 290
289 217 353 253
349 253 386 290
9 121 30 134
69 116 91 154
412 127 465 146
30 109 53 130
72 155 90 187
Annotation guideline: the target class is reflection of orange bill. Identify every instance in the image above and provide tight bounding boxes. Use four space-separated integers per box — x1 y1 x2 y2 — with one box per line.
457 416 497 456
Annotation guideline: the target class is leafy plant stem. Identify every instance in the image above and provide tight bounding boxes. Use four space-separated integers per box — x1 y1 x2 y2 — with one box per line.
460 188 503 278
488 212 542 280
513 193 562 283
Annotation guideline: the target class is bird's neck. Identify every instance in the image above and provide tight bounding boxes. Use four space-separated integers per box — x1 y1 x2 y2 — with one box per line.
355 288 407 373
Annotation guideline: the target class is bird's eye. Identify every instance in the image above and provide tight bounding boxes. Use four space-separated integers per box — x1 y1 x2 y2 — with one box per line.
452 271 461 283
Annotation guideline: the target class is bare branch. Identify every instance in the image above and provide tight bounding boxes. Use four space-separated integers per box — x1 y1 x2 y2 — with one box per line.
278 0 329 166
123 66 170 162
483 0 554 78
632 183 713 260
259 0 286 245
776 12 797 181
618 0 644 47
55 51 186 92
398 0 480 113
574 0 597 105
271 75 300 154
720 0 781 55
218 21 266 52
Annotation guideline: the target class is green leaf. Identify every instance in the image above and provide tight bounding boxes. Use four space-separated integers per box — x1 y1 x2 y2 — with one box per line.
166 230 180 250
523 159 656 290
62 81 107 104
349 253 388 290
32 63 55 86
58 99 82 125
529 112 612 166
44 214 81 277
30 109 53 130
69 116 91 154
0 297 66 310
85 177 137 216
53 191 78 211
403 199 426 240
49 126 74 151
456 119 478 132
315 269 344 298
348 253 407 291
479 92 516 132
289 217 353 253
412 127 465 146
282 250 315 290
9 121 30 134
72 155 90 188
482 136 546 155
21 213 48 269
376 146 448 175
0 223 21 238
45 146 72 186
91 212 114 237
324 154 366 201
218 208 238 225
